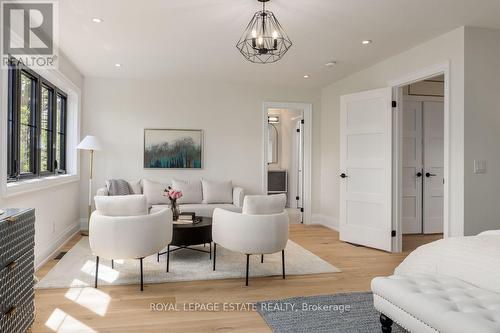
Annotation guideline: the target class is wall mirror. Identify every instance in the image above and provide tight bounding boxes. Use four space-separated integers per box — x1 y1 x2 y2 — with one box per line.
268 123 278 164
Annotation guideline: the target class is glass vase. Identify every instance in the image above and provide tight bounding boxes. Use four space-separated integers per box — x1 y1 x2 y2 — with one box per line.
171 200 180 221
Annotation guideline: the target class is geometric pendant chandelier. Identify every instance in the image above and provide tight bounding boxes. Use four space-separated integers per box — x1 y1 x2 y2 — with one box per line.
236 0 292 64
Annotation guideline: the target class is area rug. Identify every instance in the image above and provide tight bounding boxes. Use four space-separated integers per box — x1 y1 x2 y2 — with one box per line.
36 238 340 289
256 292 406 333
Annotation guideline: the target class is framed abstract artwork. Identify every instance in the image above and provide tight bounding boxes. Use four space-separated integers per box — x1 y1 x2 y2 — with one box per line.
144 129 203 169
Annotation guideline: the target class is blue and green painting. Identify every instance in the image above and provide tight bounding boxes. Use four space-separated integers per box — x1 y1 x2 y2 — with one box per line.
144 129 202 169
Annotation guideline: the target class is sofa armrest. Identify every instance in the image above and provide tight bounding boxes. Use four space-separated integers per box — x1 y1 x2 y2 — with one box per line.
233 187 245 207
96 187 109 196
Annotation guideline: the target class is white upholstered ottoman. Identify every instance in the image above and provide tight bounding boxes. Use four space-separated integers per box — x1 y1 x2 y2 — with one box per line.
371 232 500 332
372 273 500 332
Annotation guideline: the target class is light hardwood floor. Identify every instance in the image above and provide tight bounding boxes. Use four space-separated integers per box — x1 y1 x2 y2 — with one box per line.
33 225 441 333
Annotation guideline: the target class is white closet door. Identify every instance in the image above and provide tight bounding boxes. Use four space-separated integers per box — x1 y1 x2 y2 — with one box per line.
423 101 444 234
402 101 423 234
339 87 393 252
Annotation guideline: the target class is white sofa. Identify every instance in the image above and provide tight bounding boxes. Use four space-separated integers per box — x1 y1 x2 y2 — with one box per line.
371 231 500 332
96 179 245 218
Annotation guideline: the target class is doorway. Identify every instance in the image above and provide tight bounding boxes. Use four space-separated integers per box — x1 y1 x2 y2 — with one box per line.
400 75 445 250
338 62 451 252
262 102 312 225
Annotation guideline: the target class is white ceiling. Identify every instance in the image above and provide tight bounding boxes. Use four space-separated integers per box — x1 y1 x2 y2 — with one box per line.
59 0 500 87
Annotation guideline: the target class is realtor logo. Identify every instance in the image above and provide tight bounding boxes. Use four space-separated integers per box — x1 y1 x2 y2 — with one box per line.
1 0 59 68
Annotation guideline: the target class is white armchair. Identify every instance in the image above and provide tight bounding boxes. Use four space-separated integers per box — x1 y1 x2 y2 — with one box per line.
212 194 289 286
89 195 172 291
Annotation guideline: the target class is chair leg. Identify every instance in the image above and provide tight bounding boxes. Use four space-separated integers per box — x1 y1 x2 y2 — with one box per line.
95 256 99 288
380 313 393 333
157 253 159 262
166 244 170 273
261 254 264 263
111 259 114 269
139 258 144 291
213 243 217 271
209 242 212 260
245 254 250 286
282 250 285 279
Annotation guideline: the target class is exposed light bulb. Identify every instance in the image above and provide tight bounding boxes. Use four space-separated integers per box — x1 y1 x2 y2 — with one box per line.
257 36 264 45
272 31 278 39
252 30 257 38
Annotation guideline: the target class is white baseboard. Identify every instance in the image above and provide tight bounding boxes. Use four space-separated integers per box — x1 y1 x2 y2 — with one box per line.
35 221 80 271
312 214 339 231
80 217 88 230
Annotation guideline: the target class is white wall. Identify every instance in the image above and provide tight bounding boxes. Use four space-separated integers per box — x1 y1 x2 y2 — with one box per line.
80 78 321 218
464 27 500 235
0 53 83 268
319 27 465 234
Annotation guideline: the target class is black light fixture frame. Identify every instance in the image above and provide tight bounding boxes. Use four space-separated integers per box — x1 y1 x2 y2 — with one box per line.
236 0 292 64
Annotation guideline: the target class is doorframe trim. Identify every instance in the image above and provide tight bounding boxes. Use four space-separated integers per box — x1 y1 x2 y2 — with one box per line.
262 102 312 225
389 61 451 252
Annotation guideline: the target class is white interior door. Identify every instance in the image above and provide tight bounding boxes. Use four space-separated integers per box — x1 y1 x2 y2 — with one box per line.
340 87 393 252
423 101 444 234
402 101 423 234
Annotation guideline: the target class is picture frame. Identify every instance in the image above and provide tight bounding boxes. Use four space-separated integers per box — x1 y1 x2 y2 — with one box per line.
143 129 203 169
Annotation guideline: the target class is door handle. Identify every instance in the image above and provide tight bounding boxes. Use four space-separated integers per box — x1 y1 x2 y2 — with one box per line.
425 172 436 178
340 173 348 179
416 172 422 178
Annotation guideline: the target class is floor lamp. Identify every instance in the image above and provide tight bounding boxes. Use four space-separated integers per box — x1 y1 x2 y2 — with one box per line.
77 135 102 236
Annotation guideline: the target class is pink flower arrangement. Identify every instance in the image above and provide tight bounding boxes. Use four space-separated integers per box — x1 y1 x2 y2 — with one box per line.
164 186 183 201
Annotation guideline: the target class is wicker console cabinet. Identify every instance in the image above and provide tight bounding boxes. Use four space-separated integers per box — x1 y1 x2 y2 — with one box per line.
0 209 35 333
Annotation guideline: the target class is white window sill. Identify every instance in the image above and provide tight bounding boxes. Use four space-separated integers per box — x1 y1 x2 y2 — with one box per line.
3 174 80 198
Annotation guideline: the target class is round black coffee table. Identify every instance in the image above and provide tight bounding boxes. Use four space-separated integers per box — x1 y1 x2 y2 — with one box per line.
157 216 212 272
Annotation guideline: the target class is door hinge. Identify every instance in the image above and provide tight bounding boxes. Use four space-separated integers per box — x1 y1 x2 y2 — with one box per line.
392 101 397 108
391 230 396 237
296 128 300 133
296 196 300 200
300 208 304 213
301 119 304 124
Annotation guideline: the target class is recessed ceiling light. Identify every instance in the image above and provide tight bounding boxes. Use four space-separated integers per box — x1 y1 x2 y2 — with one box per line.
361 40 372 45
114 63 121 68
92 17 103 23
303 75 310 79
325 61 337 67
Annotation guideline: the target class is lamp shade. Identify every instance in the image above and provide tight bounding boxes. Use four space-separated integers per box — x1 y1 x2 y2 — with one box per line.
77 135 102 151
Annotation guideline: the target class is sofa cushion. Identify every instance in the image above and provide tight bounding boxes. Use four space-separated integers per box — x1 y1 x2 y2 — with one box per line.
172 180 202 204
242 194 286 215
142 179 169 206
95 195 148 216
201 179 233 204
372 273 500 333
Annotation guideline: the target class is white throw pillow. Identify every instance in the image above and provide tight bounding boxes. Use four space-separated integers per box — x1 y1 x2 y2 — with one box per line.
242 194 286 215
142 179 169 206
95 195 148 216
201 179 233 204
172 180 202 204
128 180 142 194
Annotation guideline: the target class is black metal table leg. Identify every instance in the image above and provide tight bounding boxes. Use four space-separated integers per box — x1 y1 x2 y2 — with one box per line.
261 254 264 263
213 243 217 271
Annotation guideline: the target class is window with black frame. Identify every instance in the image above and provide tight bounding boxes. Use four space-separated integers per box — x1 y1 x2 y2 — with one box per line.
7 59 68 182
